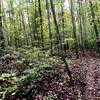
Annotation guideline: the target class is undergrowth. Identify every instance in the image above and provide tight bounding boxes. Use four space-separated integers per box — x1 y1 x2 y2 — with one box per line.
0 47 60 99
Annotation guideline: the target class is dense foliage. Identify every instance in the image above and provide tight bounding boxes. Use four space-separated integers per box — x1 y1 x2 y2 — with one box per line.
1 0 100 50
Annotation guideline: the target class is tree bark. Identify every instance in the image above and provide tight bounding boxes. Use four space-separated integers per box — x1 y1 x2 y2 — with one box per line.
69 0 79 58
0 0 5 56
46 0 53 55
78 0 85 55
38 0 44 50
50 0 73 83
89 0 99 52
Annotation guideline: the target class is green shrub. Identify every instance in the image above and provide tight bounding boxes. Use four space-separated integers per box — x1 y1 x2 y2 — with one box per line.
87 38 96 49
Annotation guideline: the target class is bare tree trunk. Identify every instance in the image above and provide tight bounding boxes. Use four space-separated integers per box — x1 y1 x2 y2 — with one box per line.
18 0 28 45
69 0 79 58
82 10 88 49
32 0 37 46
78 0 85 56
50 0 73 83
89 0 99 52
0 0 5 56
26 0 32 45
61 1 65 44
10 1 18 47
2 1 7 47
38 0 44 50
46 0 53 55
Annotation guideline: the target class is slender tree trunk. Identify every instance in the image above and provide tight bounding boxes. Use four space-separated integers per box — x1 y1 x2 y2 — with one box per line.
18 0 28 45
26 0 32 45
17 7 23 47
50 0 62 47
32 0 37 46
10 1 18 47
50 0 73 83
89 0 99 52
0 0 5 56
82 11 88 49
26 0 31 32
61 1 65 44
61 1 64 50
38 0 44 50
7 4 12 46
2 1 7 47
69 0 79 58
46 0 53 55
78 0 85 56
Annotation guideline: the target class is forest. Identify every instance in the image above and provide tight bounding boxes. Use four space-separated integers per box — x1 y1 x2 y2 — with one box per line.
0 0 100 99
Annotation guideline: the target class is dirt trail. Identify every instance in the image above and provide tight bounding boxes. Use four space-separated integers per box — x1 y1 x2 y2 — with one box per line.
73 55 100 100
85 56 100 100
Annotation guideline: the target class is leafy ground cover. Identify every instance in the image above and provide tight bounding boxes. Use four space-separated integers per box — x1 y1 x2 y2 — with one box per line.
0 48 100 100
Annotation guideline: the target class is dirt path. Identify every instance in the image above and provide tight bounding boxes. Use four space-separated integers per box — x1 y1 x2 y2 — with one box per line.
72 55 100 100
85 56 100 100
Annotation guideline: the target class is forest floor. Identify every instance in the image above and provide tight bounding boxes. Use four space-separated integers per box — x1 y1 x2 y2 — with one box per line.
71 52 100 100
0 49 100 100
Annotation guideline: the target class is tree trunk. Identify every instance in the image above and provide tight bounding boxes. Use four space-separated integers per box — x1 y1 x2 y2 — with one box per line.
0 0 5 56
50 0 73 83
46 0 53 55
78 0 85 56
69 0 79 58
38 0 44 50
18 0 28 45
89 0 99 52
